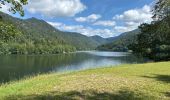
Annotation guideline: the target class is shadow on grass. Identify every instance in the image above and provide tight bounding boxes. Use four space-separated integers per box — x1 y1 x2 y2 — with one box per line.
142 74 170 99
164 92 170 97
4 89 154 100
142 74 170 83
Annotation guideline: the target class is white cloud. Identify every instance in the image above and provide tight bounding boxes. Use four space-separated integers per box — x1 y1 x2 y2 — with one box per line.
75 17 87 22
112 5 153 33
114 26 135 33
47 22 63 27
93 20 116 27
125 21 138 26
75 14 101 22
113 5 152 23
47 21 114 38
26 0 86 17
1 4 9 13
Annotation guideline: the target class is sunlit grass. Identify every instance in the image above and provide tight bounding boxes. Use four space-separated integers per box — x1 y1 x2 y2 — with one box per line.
0 62 170 100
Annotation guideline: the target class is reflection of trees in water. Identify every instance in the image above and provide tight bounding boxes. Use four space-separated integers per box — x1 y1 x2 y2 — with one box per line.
0 52 147 83
109 54 148 64
0 53 92 83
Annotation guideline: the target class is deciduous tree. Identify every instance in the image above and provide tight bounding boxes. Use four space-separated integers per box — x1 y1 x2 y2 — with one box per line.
0 0 28 16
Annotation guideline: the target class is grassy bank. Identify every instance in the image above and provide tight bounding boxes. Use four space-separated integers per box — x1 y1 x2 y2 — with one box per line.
0 62 170 100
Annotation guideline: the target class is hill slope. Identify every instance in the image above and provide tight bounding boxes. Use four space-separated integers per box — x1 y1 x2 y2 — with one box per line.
0 12 100 51
97 29 140 51
90 35 109 45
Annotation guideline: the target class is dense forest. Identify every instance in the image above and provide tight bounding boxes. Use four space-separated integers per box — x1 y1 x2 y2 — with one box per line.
0 12 107 55
129 0 170 61
96 29 139 52
129 16 170 61
0 17 76 54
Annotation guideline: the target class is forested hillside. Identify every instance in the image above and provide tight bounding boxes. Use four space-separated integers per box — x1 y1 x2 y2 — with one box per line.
129 0 170 61
0 18 76 54
0 12 104 54
129 17 170 60
90 35 109 45
97 0 170 61
96 29 139 52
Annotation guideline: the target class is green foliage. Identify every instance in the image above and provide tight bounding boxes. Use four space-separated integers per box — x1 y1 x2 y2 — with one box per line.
0 0 28 16
153 0 170 20
128 1 170 61
90 35 109 45
129 16 170 61
0 16 76 54
0 41 10 54
0 12 104 55
0 21 21 42
98 1 170 61
97 29 139 52
0 62 170 100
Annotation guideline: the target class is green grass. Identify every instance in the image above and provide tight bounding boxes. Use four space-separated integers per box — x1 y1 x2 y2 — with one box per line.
0 62 170 100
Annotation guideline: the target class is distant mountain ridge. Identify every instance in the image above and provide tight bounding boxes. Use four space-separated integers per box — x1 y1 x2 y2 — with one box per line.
90 35 109 45
0 11 139 53
96 29 140 51
0 12 103 50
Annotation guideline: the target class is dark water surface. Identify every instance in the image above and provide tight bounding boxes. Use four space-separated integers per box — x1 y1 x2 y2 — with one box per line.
0 51 147 83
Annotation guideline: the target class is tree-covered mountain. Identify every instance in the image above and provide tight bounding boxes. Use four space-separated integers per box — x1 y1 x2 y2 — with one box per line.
0 17 76 54
96 29 139 52
1 12 102 48
0 12 107 54
90 35 109 45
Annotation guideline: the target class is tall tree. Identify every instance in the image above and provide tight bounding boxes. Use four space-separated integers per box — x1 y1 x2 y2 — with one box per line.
153 0 170 20
0 0 28 16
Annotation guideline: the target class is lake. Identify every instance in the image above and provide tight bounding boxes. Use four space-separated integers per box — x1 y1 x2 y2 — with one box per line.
0 51 148 83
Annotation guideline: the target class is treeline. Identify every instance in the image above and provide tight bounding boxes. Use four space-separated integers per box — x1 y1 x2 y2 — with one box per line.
129 16 170 61
129 0 170 61
0 20 76 55
0 11 103 55
97 0 170 61
0 0 104 55
96 29 138 52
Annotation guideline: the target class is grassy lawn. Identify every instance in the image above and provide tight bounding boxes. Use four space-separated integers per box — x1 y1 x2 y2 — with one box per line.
0 62 170 100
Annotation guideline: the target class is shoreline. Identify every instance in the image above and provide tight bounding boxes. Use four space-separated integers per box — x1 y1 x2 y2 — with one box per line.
0 62 170 100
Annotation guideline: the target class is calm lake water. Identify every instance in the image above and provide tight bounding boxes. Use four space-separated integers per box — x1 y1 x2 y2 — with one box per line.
0 51 147 83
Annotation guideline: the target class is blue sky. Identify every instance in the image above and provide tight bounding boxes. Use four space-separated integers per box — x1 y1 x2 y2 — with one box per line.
1 0 154 38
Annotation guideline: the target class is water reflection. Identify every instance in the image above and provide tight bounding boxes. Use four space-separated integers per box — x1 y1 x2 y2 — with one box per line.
0 51 147 83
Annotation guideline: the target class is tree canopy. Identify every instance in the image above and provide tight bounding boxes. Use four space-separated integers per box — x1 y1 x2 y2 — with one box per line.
0 0 28 16
97 0 170 61
129 0 170 61
153 0 170 20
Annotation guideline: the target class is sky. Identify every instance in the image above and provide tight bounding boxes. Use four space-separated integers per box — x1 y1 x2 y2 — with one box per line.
1 0 155 38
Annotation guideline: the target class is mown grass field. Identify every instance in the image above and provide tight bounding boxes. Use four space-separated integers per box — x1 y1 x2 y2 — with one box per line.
0 62 170 100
